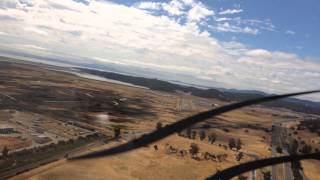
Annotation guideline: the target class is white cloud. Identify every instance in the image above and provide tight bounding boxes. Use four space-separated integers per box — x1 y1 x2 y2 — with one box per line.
0 31 8 35
285 30 295 35
136 2 162 10
1 43 47 51
0 0 319 101
219 9 243 15
214 22 259 35
216 17 232 22
20 44 47 50
162 0 185 16
24 27 48 36
212 17 274 34
187 3 214 22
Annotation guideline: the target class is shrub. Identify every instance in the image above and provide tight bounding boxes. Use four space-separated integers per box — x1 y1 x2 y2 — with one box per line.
156 122 163 130
189 143 200 158
238 175 248 180
191 131 197 139
228 138 236 150
114 127 121 139
262 171 271 180
235 139 242 151
208 133 217 144
199 130 206 141
236 152 244 161
276 146 283 153
186 128 192 139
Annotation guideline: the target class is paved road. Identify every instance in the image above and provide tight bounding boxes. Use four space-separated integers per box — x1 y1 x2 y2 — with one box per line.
0 141 103 180
244 152 259 180
176 94 197 112
271 122 278 180
271 122 293 180
0 155 61 180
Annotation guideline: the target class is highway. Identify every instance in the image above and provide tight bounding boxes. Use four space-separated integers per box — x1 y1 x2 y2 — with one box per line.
0 154 61 180
176 94 198 112
0 141 103 180
271 122 293 180
244 152 259 180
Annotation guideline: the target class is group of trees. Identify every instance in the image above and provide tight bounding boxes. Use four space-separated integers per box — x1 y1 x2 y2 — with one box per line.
287 137 315 155
299 144 312 154
298 119 320 133
157 122 245 163
182 128 217 145
228 138 242 151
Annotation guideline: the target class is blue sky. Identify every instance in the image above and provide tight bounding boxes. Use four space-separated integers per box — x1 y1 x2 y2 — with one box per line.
110 0 320 60
0 0 319 101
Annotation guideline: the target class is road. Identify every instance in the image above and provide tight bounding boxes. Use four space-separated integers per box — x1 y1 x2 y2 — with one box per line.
0 141 103 180
271 122 279 180
271 122 293 180
0 154 61 180
176 94 197 112
0 92 16 101
244 152 259 180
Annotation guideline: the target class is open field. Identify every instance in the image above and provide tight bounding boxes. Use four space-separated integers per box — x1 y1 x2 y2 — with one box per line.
0 56 319 179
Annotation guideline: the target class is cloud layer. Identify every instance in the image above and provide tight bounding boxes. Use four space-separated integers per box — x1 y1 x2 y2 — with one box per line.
0 0 319 100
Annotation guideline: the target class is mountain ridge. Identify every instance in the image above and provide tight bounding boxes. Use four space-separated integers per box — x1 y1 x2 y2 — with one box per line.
77 67 320 116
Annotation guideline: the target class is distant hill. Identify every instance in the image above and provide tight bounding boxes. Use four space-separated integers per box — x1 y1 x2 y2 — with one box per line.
77 68 320 115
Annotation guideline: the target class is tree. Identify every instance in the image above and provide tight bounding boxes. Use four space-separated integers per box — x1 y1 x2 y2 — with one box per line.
153 145 158 151
156 122 162 131
288 138 299 154
291 161 303 180
276 146 283 153
262 171 271 180
208 133 217 144
235 138 242 151
228 138 236 150
238 175 248 180
189 143 200 158
2 146 9 158
191 131 197 139
114 127 121 139
299 144 312 154
236 152 244 161
199 130 206 141
186 128 192 139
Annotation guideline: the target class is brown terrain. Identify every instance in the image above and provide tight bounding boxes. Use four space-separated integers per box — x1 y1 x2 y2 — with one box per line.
0 56 319 180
